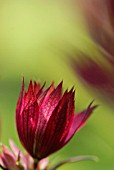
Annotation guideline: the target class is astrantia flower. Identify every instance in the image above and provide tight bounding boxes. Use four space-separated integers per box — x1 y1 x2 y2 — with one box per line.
16 79 97 160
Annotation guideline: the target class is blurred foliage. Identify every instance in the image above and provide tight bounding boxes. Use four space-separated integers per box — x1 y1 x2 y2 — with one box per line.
0 1 114 170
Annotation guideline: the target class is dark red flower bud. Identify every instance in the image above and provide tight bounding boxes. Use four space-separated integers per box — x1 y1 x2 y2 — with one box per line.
16 78 96 160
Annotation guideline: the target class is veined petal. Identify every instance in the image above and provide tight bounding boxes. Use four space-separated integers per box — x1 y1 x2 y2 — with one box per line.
18 100 39 157
23 81 35 109
49 102 97 154
33 81 41 95
64 101 98 144
16 77 25 116
37 89 75 158
37 82 55 106
48 102 97 154
33 82 62 158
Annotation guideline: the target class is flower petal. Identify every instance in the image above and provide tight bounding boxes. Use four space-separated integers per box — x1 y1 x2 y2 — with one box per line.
37 89 75 158
16 77 25 117
9 140 27 170
33 82 62 158
48 101 97 154
0 145 18 170
64 101 98 144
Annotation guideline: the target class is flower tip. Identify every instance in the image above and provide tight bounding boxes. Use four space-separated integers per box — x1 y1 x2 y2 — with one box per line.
70 86 75 94
22 77 25 90
88 100 98 111
2 145 7 152
67 87 75 101
56 81 63 90
29 80 33 86
40 81 46 90
60 80 63 85
22 76 24 82
33 80 37 86
49 81 55 91
9 139 13 145
9 139 15 149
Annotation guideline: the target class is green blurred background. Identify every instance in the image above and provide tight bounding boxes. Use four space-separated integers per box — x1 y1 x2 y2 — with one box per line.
0 1 114 169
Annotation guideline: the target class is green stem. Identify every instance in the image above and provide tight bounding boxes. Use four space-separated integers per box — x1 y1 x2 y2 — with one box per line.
34 159 39 170
48 155 99 170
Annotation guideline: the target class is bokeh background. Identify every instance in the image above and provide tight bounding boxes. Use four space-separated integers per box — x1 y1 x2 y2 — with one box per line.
0 1 114 170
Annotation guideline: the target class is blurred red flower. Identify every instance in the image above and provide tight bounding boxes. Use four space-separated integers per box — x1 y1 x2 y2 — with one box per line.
70 55 114 105
70 0 114 106
79 0 114 64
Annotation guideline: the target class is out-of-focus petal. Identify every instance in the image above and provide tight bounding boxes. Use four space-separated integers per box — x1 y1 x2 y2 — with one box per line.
70 54 114 106
0 145 18 170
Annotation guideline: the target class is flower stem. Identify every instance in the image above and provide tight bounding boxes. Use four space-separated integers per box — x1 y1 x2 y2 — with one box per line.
49 155 99 170
34 159 39 170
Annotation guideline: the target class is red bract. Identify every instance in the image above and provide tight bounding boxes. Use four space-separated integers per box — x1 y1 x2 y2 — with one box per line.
16 79 96 160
